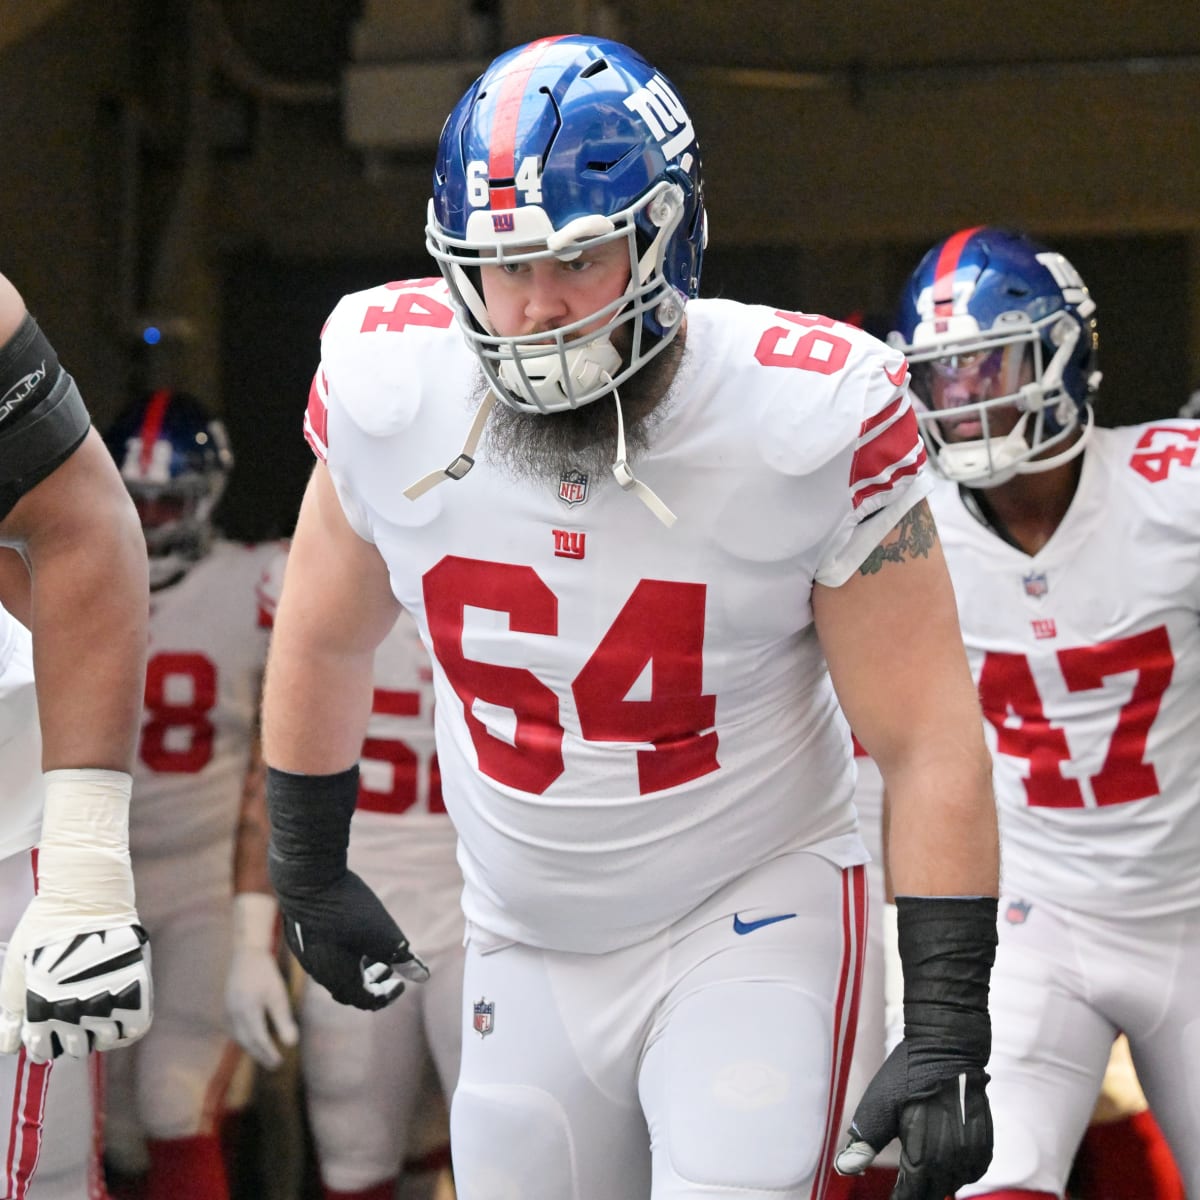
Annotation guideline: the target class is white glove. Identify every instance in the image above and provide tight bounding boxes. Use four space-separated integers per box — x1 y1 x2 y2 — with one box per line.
0 770 153 1063
225 892 298 1069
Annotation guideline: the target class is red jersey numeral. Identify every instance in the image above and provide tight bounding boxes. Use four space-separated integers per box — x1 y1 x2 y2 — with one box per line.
978 626 1173 808
140 652 217 773
361 290 455 334
754 311 853 376
1129 425 1200 482
357 687 444 815
573 580 717 794
423 558 718 796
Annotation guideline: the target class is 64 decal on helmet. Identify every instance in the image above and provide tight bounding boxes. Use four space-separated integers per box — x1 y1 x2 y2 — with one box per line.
473 996 495 1038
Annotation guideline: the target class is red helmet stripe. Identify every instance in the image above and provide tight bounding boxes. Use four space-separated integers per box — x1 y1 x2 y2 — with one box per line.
932 225 984 317
138 389 172 473
486 35 568 209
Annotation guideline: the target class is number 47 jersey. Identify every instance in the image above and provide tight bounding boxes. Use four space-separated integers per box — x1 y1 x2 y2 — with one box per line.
929 421 1200 919
310 282 932 954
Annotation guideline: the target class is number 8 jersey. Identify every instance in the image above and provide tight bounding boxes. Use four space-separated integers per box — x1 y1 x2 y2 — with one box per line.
928 421 1200 918
309 281 932 953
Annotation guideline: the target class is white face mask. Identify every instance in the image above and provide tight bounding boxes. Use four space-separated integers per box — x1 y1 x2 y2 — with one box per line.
426 182 689 416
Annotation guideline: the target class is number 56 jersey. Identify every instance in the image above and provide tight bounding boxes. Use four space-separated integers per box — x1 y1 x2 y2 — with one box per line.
310 283 933 954
929 422 1200 919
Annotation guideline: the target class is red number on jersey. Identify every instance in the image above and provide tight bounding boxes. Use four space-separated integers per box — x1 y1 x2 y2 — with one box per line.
755 311 853 376
357 687 445 815
423 557 719 796
978 626 1174 808
361 290 455 334
1057 627 1173 806
140 652 217 773
1129 425 1200 482
573 580 717 794
424 558 565 794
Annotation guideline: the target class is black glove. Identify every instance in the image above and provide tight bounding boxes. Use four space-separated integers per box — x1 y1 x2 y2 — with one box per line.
835 896 997 1199
267 765 429 1010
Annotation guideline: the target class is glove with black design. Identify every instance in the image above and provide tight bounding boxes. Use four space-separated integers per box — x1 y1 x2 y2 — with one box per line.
835 896 997 1200
0 770 153 1063
267 765 428 1011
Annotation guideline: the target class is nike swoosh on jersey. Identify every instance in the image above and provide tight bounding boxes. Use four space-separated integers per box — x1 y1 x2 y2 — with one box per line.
884 360 909 387
732 912 798 935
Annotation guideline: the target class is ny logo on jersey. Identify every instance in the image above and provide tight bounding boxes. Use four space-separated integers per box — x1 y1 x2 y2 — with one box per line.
1031 618 1057 640
473 997 495 1038
553 529 586 560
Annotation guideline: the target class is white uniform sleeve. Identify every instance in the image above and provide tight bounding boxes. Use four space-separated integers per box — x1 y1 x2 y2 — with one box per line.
815 353 933 587
304 321 376 545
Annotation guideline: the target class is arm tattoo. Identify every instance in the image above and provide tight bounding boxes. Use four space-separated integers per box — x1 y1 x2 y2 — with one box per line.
857 500 938 576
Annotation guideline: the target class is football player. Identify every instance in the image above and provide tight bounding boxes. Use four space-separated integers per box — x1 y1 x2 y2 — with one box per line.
887 226 1199 1197
227 549 463 1200
100 390 283 1200
0 271 153 1198
263 36 1000 1200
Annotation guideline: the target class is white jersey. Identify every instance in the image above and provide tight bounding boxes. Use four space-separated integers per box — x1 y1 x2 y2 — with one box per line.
930 421 1200 918
309 280 932 953
0 604 41 859
258 547 459 886
131 540 279 858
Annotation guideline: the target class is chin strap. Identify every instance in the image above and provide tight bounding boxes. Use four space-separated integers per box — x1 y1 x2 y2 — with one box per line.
403 391 497 500
609 384 675 527
402 381 676 528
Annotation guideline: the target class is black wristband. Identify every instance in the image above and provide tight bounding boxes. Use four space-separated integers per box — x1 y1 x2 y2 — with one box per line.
896 895 998 1093
266 765 359 897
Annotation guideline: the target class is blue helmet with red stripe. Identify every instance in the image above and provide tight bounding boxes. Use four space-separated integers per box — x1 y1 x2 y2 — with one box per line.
426 35 706 414
889 226 1100 487
104 390 233 588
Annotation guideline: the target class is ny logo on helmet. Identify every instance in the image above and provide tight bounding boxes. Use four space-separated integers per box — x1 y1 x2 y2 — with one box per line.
623 75 694 159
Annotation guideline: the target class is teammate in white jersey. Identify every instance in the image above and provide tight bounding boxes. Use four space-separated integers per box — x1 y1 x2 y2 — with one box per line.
889 226 1199 1198
101 390 281 1200
262 37 1000 1200
229 549 463 1200
0 272 153 1197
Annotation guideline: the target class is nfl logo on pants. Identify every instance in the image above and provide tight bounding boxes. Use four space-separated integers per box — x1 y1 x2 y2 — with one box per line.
473 997 495 1038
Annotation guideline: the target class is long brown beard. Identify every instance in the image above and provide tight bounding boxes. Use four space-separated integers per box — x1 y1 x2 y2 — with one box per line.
482 332 685 486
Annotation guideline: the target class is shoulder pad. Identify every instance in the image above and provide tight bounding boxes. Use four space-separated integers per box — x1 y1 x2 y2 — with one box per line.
320 279 465 438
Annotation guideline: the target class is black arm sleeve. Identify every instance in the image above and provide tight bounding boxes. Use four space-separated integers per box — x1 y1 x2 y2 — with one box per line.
0 314 92 522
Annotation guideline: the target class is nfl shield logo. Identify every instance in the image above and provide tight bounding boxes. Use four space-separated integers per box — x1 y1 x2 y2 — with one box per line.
558 469 589 507
473 997 495 1038
1023 571 1048 598
1005 899 1032 925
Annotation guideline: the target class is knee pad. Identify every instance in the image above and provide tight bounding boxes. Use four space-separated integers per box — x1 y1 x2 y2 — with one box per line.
451 1083 576 1200
655 981 830 1191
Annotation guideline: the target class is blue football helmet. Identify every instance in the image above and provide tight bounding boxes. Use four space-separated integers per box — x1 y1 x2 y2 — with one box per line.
426 34 707 414
104 390 233 588
889 226 1101 487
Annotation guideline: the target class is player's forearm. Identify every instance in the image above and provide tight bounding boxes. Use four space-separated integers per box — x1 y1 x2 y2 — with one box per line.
24 478 148 771
884 744 999 898
261 634 375 775
233 736 273 894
